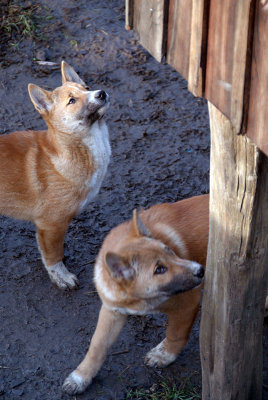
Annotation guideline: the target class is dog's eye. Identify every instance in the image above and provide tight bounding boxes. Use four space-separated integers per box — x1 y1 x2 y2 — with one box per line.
154 264 168 275
68 98 76 105
85 86 90 91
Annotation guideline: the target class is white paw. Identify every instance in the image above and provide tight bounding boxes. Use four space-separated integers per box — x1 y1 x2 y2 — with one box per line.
145 340 177 368
62 371 90 395
46 262 79 289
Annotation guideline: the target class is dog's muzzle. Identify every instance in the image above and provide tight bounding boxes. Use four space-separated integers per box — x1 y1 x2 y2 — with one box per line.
194 264 204 279
95 90 109 104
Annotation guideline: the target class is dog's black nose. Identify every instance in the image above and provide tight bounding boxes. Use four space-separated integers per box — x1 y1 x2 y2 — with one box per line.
195 265 204 279
95 90 106 101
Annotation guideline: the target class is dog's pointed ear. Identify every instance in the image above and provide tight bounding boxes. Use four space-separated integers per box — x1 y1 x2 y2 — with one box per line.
28 84 53 114
61 61 86 85
131 209 151 238
105 252 136 281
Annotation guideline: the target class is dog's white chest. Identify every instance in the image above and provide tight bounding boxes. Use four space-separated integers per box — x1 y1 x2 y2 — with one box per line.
78 120 111 212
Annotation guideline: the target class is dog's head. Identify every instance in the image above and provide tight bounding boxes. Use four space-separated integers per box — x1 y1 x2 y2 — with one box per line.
28 61 109 135
98 210 204 314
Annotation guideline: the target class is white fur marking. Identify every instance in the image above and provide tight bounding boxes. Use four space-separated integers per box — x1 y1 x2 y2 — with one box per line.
154 222 188 258
145 340 177 367
108 305 161 316
65 83 97 97
78 120 111 212
70 372 84 385
63 371 89 395
188 261 202 274
65 84 107 106
94 261 117 302
45 261 79 289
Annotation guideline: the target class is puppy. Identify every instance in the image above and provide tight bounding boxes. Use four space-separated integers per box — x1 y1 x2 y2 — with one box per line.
0 61 110 289
63 194 209 394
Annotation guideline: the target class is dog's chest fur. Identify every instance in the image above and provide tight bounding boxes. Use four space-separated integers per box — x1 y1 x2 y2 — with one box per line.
78 120 111 213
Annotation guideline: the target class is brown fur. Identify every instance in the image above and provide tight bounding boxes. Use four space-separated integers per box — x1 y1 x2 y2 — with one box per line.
0 61 110 289
63 194 209 394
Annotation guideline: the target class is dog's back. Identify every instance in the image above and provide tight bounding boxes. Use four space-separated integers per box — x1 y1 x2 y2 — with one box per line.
142 194 209 266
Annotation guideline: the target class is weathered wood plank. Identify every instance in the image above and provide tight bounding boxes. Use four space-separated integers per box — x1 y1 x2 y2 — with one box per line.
125 0 134 30
247 1 268 156
200 102 268 400
166 0 208 97
188 0 209 97
205 0 253 133
132 0 168 62
166 0 193 81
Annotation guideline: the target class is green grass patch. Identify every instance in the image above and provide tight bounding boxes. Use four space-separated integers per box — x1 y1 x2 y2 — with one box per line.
126 378 201 400
0 1 53 47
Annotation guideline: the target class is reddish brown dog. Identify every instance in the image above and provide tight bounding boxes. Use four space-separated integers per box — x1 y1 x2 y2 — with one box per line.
63 194 209 394
0 62 110 289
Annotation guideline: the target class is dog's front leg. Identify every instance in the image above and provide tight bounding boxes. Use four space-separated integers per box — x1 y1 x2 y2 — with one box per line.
145 290 201 367
63 305 127 395
36 222 79 289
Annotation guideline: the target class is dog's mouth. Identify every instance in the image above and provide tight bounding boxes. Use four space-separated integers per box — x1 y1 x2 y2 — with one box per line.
159 276 203 297
86 91 109 124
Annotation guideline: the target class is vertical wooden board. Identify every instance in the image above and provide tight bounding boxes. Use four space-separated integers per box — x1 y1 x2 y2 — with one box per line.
247 1 268 156
125 0 134 30
166 0 193 81
205 0 252 133
188 0 209 97
132 0 168 62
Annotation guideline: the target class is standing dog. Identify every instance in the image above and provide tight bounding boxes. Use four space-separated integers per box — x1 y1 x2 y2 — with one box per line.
0 61 110 289
63 194 209 394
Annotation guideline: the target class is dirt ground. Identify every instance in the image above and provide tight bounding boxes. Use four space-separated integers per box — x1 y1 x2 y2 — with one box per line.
0 1 267 399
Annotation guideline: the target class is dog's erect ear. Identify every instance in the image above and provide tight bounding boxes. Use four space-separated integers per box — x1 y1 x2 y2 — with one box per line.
61 61 86 85
28 84 53 114
131 209 151 238
105 252 136 281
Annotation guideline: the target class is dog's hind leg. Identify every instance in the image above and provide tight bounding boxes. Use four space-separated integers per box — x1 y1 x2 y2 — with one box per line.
63 305 127 395
36 221 79 289
145 289 201 367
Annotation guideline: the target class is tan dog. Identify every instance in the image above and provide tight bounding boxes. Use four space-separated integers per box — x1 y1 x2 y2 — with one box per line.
63 194 209 394
0 62 110 289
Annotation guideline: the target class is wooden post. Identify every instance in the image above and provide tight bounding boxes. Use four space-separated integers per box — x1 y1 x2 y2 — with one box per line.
200 102 268 400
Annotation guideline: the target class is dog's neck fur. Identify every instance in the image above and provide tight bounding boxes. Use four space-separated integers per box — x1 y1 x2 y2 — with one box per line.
78 119 111 212
44 118 110 213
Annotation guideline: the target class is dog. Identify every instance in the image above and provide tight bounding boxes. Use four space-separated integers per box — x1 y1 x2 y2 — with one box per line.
0 61 110 289
63 194 209 394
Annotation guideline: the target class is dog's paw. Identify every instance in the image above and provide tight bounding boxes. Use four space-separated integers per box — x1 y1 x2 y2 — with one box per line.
47 262 79 290
62 371 90 395
145 340 177 368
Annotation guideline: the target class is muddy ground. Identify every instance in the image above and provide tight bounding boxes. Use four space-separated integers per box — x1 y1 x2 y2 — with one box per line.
0 0 267 399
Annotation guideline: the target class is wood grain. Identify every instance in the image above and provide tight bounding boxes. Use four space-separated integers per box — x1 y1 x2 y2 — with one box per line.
132 0 168 62
188 0 209 97
125 0 134 30
200 102 268 400
166 0 193 81
205 0 253 133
